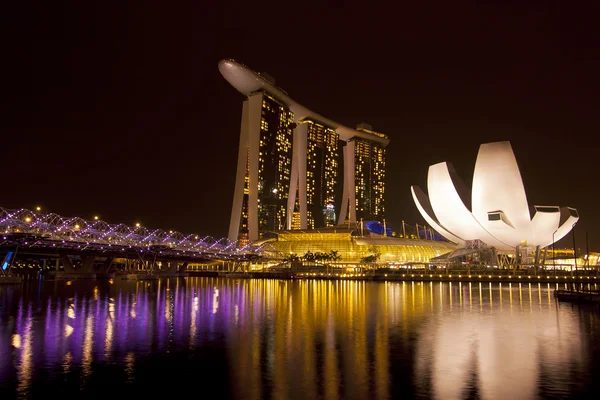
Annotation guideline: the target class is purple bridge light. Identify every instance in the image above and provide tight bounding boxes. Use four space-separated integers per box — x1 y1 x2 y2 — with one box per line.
0 207 272 260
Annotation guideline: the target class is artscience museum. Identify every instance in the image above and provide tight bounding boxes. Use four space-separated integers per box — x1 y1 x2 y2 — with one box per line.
411 141 580 266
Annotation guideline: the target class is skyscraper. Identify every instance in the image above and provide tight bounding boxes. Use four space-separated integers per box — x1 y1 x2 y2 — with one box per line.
228 91 294 245
288 119 342 230
220 59 389 242
352 124 387 222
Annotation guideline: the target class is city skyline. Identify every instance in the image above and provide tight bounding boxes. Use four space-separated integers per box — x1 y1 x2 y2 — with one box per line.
4 2 600 251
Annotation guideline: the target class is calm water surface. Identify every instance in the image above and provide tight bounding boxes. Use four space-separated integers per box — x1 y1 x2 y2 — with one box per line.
1 278 599 399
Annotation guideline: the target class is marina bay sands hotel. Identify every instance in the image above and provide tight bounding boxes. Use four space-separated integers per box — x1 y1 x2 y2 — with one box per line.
219 59 389 243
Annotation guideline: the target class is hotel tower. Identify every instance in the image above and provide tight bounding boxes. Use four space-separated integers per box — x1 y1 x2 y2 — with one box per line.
219 59 389 243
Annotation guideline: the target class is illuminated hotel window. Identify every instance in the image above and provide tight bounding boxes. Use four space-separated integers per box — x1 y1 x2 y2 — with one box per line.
351 138 386 222
250 92 294 237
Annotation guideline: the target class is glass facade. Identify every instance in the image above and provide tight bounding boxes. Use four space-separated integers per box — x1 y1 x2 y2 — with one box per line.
256 232 455 264
238 148 250 246
353 138 386 222
257 93 294 237
303 120 341 229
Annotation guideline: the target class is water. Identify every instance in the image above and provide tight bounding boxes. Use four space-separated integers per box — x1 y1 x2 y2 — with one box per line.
1 278 599 399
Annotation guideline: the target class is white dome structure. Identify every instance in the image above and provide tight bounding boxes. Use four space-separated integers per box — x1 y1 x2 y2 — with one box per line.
411 141 579 252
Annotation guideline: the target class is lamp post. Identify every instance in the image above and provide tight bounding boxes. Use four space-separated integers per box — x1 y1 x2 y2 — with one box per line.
552 229 558 277
572 223 577 279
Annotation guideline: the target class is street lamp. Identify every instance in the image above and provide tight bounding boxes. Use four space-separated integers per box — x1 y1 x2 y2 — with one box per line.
94 216 99 221
552 229 558 272
572 222 577 277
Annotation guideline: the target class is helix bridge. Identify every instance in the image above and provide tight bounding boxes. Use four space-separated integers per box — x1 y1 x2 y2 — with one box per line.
0 207 270 263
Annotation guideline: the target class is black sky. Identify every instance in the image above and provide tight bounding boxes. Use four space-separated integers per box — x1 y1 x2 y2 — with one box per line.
5 1 600 250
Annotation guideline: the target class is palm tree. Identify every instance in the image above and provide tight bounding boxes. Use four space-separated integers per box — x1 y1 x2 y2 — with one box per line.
327 250 341 274
302 251 315 263
330 250 341 263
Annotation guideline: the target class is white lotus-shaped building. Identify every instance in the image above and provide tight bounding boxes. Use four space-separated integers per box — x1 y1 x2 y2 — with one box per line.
411 141 579 252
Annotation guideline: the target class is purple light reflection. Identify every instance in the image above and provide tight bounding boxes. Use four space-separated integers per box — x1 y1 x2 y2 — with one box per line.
1 278 594 399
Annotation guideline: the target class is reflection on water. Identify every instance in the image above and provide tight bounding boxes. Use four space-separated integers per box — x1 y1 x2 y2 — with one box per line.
0 278 599 399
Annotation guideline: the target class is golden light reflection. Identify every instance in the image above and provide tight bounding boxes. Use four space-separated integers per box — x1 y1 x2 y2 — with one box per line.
16 311 33 397
82 315 94 378
65 324 74 337
0 276 592 399
67 306 75 320
439 281 443 310
374 290 390 400
214 278 592 399
108 299 115 318
62 351 72 374
469 282 473 308
124 352 135 383
189 296 198 349
429 281 434 311
519 283 523 305
11 334 21 348
130 298 137 319
479 282 483 308
105 300 114 360
212 288 219 314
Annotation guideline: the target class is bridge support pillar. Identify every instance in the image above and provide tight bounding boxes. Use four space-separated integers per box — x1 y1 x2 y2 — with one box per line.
60 254 75 272
101 257 114 273
95 257 115 278
178 261 189 273
55 254 114 280
80 255 95 273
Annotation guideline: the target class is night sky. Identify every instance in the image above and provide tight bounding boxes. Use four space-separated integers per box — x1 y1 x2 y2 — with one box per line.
5 2 600 251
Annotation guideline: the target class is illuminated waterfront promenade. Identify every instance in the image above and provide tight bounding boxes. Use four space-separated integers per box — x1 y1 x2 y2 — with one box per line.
1 277 599 398
291 271 600 285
